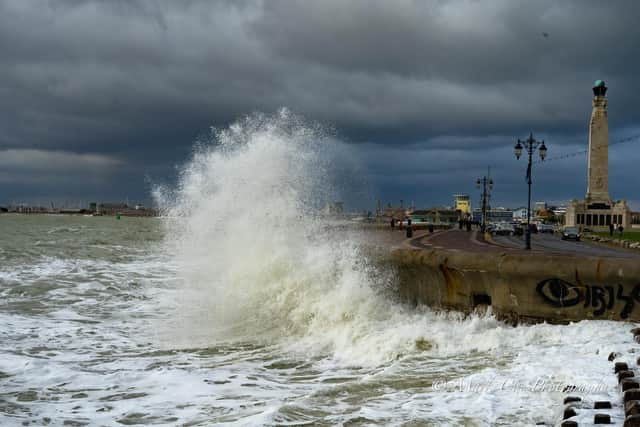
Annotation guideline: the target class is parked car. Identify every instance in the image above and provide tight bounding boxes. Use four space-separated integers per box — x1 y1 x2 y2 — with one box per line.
561 227 581 241
538 224 555 234
512 223 524 236
492 223 515 235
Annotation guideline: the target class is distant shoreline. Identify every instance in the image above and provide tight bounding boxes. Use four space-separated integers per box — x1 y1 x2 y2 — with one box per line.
0 211 159 218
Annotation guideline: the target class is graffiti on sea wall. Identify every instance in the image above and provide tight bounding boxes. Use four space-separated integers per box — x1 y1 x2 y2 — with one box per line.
536 278 640 319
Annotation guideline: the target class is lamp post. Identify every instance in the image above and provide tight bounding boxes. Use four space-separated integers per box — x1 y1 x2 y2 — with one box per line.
476 170 493 234
514 132 547 250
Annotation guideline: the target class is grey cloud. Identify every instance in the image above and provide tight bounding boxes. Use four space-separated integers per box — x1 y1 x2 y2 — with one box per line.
0 149 122 173
0 0 639 206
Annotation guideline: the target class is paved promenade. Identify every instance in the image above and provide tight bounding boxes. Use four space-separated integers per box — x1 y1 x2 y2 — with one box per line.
406 228 640 259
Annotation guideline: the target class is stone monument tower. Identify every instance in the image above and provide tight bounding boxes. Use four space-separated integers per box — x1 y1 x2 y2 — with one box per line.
585 80 611 205
565 80 630 229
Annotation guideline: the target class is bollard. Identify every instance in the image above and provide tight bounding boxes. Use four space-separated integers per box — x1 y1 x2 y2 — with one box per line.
620 371 636 383
623 379 640 392
594 413 611 424
624 389 640 404
624 414 640 427
564 396 582 404
563 407 578 419
631 328 640 336
617 362 630 373
561 422 578 427
594 401 612 409
626 401 640 416
610 351 621 361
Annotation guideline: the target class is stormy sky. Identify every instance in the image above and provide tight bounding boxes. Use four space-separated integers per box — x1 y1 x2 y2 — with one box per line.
1 0 639 210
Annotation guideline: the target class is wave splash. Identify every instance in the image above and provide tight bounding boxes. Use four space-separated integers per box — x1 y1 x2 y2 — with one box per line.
155 109 500 365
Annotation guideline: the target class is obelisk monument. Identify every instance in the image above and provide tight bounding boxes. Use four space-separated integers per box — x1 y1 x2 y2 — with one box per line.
565 80 631 229
585 80 610 206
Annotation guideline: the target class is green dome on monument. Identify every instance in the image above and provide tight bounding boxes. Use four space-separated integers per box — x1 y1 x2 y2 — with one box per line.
594 79 605 87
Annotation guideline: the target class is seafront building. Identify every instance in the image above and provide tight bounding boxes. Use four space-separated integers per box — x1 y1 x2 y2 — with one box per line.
453 194 471 216
409 208 460 225
565 80 631 229
472 207 513 224
534 201 547 213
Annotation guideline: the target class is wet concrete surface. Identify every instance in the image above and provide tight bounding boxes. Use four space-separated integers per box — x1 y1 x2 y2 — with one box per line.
491 232 640 259
407 229 640 259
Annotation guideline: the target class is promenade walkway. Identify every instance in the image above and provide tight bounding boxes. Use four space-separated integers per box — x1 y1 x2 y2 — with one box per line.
406 228 640 259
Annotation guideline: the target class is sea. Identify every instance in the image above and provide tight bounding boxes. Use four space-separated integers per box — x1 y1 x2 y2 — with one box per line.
0 111 633 426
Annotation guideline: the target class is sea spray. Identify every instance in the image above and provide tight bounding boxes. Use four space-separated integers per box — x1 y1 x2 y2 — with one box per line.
155 111 551 366
154 110 419 364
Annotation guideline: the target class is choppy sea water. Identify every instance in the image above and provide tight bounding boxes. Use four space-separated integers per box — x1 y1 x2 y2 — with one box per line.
0 113 635 426
0 214 633 427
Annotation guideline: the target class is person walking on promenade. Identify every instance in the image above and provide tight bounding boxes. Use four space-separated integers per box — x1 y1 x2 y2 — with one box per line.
390 218 396 230
619 225 624 237
609 223 614 236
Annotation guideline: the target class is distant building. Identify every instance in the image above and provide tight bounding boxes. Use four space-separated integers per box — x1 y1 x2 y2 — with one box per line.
59 208 87 214
453 194 471 215
548 206 567 223
473 207 513 223
383 207 409 221
534 201 547 213
97 203 128 216
8 204 49 214
96 202 157 217
552 206 567 217
512 207 528 221
410 208 460 225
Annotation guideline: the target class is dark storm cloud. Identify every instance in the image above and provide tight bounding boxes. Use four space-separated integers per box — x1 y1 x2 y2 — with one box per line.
1 0 639 206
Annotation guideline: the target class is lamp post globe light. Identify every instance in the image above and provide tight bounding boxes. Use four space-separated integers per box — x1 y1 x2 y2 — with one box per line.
514 132 547 250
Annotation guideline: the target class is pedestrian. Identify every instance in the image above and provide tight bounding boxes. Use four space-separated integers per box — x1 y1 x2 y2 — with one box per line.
466 220 471 232
390 218 396 230
406 218 413 238
619 225 624 237
609 223 614 237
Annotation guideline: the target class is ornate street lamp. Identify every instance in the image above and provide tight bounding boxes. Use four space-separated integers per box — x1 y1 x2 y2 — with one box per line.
514 133 547 250
476 169 493 234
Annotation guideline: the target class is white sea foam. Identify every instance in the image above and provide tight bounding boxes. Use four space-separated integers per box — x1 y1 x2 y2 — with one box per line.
155 110 434 365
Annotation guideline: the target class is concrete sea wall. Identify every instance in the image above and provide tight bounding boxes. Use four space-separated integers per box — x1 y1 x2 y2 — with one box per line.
390 248 640 323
